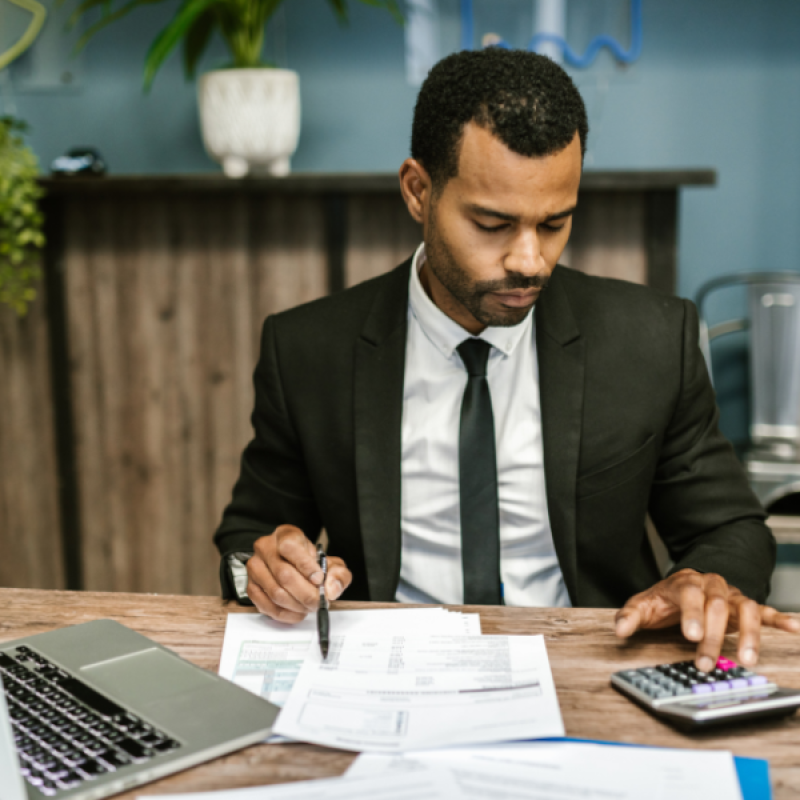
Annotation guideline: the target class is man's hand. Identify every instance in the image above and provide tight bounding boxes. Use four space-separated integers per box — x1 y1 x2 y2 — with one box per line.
614 568 800 672
246 526 352 623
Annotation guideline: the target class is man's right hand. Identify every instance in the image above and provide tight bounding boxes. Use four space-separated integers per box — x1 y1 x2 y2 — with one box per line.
246 526 352 623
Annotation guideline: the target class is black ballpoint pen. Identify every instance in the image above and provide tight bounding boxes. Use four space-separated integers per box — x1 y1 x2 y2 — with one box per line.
316 543 330 660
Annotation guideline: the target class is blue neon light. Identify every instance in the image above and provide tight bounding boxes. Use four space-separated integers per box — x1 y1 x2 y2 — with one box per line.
459 0 643 68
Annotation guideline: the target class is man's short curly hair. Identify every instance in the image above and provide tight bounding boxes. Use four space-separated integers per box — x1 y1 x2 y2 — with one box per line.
411 48 589 187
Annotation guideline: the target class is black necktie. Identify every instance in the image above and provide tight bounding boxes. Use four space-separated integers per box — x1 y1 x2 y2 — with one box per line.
457 338 502 605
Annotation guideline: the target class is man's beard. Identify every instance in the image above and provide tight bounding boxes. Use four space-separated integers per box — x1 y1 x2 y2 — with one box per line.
424 213 550 329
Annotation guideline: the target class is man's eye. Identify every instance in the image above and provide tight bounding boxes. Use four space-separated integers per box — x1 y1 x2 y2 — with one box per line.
475 221 509 232
540 222 567 233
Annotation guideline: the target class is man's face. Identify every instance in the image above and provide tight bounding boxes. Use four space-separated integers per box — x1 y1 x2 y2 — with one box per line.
411 123 582 334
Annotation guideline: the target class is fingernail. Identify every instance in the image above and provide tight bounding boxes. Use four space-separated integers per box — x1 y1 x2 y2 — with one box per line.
310 571 323 585
687 622 702 640
329 579 343 599
697 657 713 672
742 648 756 665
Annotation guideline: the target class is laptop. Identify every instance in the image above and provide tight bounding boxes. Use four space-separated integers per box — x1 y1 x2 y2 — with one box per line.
0 619 279 798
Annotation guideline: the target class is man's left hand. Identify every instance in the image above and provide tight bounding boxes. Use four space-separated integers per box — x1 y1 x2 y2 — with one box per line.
614 568 800 672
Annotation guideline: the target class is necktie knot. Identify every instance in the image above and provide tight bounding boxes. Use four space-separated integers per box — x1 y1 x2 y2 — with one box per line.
457 338 491 378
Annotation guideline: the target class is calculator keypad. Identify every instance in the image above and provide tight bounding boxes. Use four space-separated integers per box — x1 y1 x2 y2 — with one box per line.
615 657 769 700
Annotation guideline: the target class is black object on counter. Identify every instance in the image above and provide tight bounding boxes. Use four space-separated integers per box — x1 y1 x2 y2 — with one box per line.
51 148 107 176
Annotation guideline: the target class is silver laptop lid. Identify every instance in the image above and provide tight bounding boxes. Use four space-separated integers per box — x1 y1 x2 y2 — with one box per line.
0 673 27 800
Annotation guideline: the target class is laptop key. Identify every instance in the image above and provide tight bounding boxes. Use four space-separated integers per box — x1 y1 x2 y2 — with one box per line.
57 772 83 789
98 748 131 769
153 738 180 753
78 758 109 779
117 737 155 761
54 677 125 718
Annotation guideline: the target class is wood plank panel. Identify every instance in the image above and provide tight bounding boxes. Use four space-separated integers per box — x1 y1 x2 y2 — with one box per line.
63 193 327 595
0 286 64 589
564 191 647 284
345 193 421 287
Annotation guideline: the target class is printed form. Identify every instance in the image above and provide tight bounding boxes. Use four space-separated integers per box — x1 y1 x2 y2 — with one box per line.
273 634 564 752
219 609 481 707
348 742 743 800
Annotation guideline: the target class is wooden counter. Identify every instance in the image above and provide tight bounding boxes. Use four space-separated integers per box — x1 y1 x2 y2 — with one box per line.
0 590 797 797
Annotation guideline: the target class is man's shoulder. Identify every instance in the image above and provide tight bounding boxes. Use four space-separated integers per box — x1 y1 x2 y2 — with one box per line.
270 259 411 340
554 265 689 327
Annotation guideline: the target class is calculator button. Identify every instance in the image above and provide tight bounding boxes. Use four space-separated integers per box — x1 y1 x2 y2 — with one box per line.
692 684 713 694
712 681 733 692
748 675 769 687
730 678 749 690
716 657 736 671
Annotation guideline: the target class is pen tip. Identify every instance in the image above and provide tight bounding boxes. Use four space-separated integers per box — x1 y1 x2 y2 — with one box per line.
321 643 329 660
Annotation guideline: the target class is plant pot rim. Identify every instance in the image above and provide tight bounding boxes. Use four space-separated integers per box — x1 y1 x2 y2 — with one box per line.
201 67 298 79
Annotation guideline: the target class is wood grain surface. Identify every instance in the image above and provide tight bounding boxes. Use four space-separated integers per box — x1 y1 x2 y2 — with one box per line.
1 590 799 797
0 294 64 590
62 194 327 596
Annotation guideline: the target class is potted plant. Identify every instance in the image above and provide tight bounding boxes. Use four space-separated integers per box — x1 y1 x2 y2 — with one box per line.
70 0 402 177
0 0 47 315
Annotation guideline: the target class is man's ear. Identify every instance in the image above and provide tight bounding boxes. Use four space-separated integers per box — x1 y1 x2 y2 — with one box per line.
398 158 432 224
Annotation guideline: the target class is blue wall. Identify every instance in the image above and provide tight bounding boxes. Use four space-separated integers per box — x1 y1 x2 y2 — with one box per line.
7 0 800 444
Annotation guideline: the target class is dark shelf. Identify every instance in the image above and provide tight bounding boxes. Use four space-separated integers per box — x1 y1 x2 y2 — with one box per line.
39 169 717 196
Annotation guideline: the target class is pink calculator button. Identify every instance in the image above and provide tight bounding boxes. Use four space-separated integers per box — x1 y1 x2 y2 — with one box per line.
716 657 736 671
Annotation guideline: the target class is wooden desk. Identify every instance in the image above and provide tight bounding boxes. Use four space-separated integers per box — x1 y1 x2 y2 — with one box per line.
2 589 799 797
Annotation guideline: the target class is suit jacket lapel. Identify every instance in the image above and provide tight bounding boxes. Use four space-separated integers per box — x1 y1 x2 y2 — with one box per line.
536 266 585 605
354 261 412 601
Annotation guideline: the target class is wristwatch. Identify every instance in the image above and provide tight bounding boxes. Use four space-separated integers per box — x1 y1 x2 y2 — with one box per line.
225 552 254 605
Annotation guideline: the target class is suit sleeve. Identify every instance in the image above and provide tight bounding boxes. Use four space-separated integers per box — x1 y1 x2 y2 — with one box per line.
648 299 776 603
213 315 322 597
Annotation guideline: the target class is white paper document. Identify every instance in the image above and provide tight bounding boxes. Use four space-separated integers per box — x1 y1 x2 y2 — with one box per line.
348 741 743 800
273 634 564 752
140 763 466 800
219 609 481 708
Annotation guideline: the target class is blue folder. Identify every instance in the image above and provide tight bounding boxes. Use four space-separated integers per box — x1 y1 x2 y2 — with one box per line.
542 738 771 800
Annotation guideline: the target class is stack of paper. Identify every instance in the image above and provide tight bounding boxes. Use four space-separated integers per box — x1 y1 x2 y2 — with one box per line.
348 741 746 799
142 741 752 800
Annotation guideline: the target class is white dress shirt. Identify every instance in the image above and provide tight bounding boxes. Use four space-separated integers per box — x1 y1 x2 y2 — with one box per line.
396 243 571 608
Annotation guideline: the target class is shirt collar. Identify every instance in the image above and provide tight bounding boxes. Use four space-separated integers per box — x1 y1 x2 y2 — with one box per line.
408 242 534 360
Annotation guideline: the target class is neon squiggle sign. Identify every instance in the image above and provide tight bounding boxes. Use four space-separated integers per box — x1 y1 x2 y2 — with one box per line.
460 0 642 68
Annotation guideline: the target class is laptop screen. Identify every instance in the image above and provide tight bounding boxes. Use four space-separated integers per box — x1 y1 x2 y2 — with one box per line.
0 672 27 800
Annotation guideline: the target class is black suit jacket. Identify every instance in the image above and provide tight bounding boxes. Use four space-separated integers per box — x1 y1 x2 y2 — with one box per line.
214 260 775 606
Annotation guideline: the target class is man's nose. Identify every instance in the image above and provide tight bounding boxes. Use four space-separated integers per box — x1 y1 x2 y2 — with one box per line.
505 230 545 276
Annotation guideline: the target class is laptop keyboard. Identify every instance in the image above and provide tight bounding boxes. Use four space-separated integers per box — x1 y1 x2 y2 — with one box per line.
1 646 180 796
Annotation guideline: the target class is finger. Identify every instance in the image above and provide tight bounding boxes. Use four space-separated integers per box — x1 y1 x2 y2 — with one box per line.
324 557 353 601
264 548 320 612
246 575 307 624
760 606 800 634
694 577 730 672
247 555 308 615
275 527 326 585
732 597 762 667
614 600 643 638
676 581 707 643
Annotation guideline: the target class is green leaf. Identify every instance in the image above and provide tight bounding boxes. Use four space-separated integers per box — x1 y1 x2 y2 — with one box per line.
142 0 221 91
182 5 216 79
73 0 167 53
326 0 348 24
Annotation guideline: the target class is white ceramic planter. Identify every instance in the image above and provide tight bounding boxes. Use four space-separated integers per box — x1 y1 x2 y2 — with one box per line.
198 68 301 179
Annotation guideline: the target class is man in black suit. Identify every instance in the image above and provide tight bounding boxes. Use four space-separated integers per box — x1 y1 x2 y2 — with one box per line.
215 49 798 671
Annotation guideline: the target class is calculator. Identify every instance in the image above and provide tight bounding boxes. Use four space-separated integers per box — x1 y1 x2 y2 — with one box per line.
611 657 800 730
